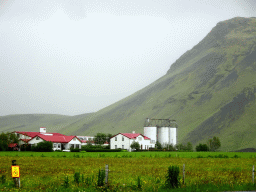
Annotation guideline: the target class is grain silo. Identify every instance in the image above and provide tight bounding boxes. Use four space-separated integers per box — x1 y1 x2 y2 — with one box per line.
144 118 177 147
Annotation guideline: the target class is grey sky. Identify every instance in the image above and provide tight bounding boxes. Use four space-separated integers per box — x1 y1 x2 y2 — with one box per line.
1 0 256 116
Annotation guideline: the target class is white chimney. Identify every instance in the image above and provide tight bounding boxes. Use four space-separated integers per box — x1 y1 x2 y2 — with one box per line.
40 127 46 133
132 131 135 134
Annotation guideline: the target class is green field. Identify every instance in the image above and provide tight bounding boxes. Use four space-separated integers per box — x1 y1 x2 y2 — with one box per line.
0 151 256 158
1 151 256 191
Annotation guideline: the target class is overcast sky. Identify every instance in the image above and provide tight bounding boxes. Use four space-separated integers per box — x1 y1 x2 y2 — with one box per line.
1 0 256 116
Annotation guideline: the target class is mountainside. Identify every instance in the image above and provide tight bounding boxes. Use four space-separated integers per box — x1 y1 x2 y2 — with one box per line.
1 17 256 151
0 113 93 135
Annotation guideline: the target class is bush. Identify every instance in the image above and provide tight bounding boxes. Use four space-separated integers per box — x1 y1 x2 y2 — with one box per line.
97 169 105 187
63 176 69 188
83 149 121 152
155 141 162 150
20 144 31 151
32 141 53 152
130 141 140 151
74 172 80 184
196 143 209 152
81 144 106 151
70 148 80 152
165 165 180 189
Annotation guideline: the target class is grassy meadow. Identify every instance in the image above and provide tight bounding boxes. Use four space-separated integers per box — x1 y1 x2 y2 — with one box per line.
1 151 256 191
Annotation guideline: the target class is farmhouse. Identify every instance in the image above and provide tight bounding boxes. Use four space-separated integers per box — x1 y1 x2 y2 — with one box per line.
28 134 81 151
14 127 65 145
110 132 155 152
14 127 82 151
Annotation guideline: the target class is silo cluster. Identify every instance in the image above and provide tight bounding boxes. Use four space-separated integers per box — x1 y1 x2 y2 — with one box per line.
144 118 177 147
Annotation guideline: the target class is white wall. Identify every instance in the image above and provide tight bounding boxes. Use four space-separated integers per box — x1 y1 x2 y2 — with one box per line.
28 136 44 145
110 134 131 150
67 137 82 149
110 134 155 152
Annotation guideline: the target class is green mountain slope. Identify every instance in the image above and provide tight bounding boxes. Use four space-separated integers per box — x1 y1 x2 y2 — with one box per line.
1 17 256 151
68 17 256 151
0 113 93 135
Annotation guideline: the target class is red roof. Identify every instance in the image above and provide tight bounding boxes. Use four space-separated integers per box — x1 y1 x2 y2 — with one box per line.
20 139 30 143
8 143 18 148
16 131 40 138
113 133 150 140
34 135 80 143
15 131 65 138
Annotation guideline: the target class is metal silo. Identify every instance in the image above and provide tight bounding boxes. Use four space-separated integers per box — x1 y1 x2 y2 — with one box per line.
157 127 170 147
144 118 178 148
169 127 177 146
144 126 157 144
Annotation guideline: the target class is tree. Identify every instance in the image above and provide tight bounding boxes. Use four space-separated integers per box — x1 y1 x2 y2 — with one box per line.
155 141 162 150
94 133 107 145
106 134 113 144
0 132 8 151
196 143 209 152
130 141 140 151
167 143 176 151
186 142 193 152
208 136 221 151
0 132 19 151
176 143 185 151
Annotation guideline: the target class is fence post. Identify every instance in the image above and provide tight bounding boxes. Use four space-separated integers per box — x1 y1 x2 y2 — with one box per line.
105 164 109 185
11 160 20 188
253 165 254 184
183 164 185 185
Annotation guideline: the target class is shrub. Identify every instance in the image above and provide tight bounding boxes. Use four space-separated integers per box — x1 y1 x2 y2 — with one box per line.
20 144 31 151
83 149 121 152
165 165 180 189
196 143 209 151
32 141 53 152
155 141 162 150
74 172 80 184
1 175 6 184
137 176 142 190
97 169 105 187
63 176 69 188
70 148 80 152
130 141 140 151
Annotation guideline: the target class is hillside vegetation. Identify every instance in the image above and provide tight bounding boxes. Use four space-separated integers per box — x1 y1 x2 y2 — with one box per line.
1 17 256 151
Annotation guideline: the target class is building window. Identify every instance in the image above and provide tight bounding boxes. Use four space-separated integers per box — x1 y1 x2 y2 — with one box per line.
76 144 79 148
138 137 142 141
115 145 117 149
122 145 124 149
58 143 61 148
122 137 124 141
53 143 57 148
36 137 40 140
73 138 76 141
115 137 117 141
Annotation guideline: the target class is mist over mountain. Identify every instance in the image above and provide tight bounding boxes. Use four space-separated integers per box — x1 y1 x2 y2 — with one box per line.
1 17 256 151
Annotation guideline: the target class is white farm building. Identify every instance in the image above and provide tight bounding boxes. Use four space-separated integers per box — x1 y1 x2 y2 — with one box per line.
110 132 155 152
14 127 82 151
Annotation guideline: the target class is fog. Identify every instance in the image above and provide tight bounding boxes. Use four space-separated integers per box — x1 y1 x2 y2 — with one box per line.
1 0 256 116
